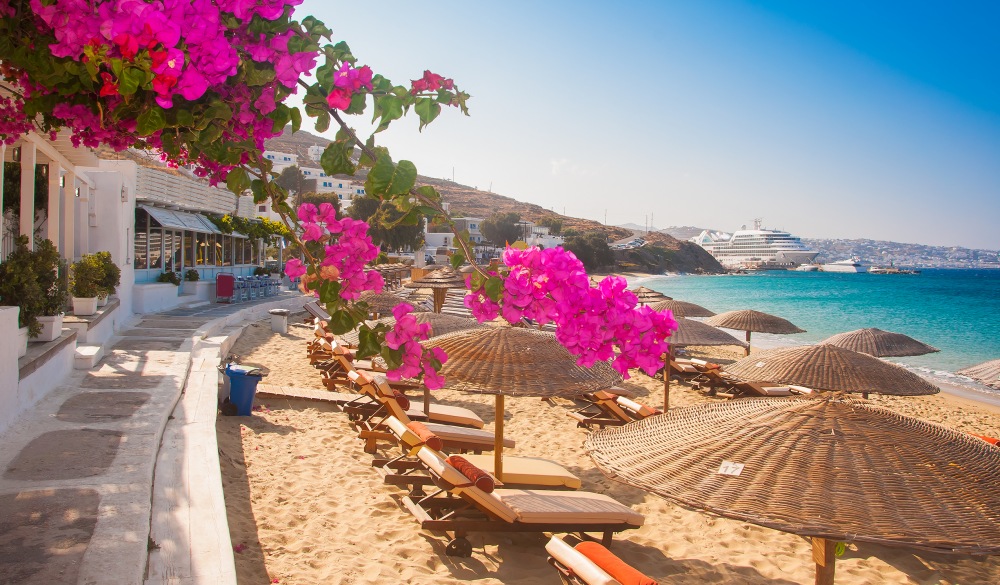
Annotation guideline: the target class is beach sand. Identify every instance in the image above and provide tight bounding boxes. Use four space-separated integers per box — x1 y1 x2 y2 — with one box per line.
219 315 1000 584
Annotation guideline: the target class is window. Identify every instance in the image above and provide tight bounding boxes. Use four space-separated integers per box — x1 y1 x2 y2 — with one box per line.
266 154 275 160
320 173 326 177
184 232 196 267
148 229 162 269
134 209 149 269
258 205 266 212
223 235 233 266
338 194 343 200
244 239 253 265
235 237 244 265
303 170 311 175
283 156 291 161
338 183 343 188
323 181 332 187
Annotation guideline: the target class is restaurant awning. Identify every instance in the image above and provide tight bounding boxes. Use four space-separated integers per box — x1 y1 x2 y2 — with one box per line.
139 204 223 234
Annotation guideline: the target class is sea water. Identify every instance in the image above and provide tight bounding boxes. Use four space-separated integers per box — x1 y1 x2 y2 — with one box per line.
632 269 1000 400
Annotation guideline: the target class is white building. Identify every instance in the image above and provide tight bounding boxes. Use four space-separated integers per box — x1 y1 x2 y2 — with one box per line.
254 150 366 220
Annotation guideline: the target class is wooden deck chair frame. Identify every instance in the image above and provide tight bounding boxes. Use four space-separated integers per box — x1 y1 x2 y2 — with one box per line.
400 446 641 557
567 391 633 429
348 371 509 455
372 416 579 495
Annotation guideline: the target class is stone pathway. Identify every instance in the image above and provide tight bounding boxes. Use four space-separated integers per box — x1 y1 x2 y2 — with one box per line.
0 293 307 585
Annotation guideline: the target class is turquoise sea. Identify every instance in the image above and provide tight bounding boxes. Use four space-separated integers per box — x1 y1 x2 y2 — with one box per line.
631 269 1000 398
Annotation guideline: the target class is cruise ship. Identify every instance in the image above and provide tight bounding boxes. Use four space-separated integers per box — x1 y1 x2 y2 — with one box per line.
691 219 819 269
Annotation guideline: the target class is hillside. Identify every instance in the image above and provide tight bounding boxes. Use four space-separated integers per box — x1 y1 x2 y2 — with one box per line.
266 128 724 273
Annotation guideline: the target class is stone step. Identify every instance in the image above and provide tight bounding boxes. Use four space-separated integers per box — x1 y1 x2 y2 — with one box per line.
178 300 210 309
74 344 104 369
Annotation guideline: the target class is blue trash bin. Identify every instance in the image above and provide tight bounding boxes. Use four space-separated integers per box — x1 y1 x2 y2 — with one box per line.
225 364 265 416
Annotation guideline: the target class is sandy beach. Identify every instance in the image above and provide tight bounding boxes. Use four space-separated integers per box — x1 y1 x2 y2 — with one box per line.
219 314 1000 584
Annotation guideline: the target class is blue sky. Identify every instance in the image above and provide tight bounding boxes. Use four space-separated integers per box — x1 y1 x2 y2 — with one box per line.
296 1 1000 249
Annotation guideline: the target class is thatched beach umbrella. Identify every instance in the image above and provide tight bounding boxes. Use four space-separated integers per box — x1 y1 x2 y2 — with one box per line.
586 395 1000 585
723 344 939 397
646 298 716 318
423 326 623 480
819 327 939 357
660 318 745 411
630 286 672 304
357 290 429 317
958 358 1000 389
404 266 466 313
705 309 805 356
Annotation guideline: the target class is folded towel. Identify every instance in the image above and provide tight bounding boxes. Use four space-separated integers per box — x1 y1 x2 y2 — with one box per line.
971 433 1000 446
445 455 495 493
407 422 443 451
575 541 658 585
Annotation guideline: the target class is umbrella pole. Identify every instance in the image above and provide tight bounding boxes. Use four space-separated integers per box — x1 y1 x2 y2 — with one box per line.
433 289 445 313
812 537 836 585
494 394 504 481
663 347 674 412
424 387 431 415
745 330 752 356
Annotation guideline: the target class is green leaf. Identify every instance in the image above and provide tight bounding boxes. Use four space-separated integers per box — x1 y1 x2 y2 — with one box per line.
366 156 417 197
344 91 367 115
175 108 195 128
484 276 504 301
414 98 441 131
200 123 222 144
415 185 441 203
313 110 330 133
320 141 356 176
226 168 251 194
289 107 302 132
327 308 356 335
136 107 166 136
203 101 233 122
118 67 147 96
380 346 403 370
373 94 403 133
244 62 275 86
315 62 334 91
449 252 465 270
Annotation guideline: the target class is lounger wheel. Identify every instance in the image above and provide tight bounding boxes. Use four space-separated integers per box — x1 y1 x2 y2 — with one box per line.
445 537 473 557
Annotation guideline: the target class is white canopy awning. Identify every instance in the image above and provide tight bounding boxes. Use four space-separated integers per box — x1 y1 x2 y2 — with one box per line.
139 205 223 234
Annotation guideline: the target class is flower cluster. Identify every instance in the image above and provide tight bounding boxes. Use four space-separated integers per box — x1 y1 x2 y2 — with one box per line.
410 70 454 94
1 0 321 182
326 62 374 110
465 246 678 377
285 203 384 300
384 304 448 389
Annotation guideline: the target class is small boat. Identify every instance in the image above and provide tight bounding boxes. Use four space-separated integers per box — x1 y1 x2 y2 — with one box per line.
793 264 819 272
820 258 869 273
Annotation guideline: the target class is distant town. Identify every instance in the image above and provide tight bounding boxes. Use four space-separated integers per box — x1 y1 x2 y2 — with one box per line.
657 226 1000 270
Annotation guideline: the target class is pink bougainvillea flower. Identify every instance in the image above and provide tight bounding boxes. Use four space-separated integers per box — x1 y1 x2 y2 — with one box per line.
300 222 323 242
326 87 352 111
284 258 306 278
316 202 337 225
98 72 119 97
297 203 318 223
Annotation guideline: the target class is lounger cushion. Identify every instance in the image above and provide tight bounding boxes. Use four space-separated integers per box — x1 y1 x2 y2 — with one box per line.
405 404 485 429
445 456 495 493
407 422 443 451
759 386 793 396
417 447 518 522
392 389 411 410
545 536 620 585
423 422 515 448
575 541 658 585
615 397 659 418
494 489 644 525
463 455 582 489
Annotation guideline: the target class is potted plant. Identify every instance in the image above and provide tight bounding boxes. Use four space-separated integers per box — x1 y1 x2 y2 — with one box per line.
0 235 44 355
70 254 106 316
185 269 200 282
34 238 69 342
94 251 120 307
157 271 181 286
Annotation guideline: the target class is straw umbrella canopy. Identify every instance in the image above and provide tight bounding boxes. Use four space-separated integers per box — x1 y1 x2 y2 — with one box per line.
586 394 1000 585
423 326 623 479
404 266 467 313
357 290 429 316
705 309 805 355
630 286 672 304
646 299 716 318
958 358 1000 389
722 344 939 397
660 318 746 411
819 328 939 357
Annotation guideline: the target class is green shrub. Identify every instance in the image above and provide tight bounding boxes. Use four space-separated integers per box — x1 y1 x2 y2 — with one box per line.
253 266 267 276
0 235 45 336
71 254 106 299
33 238 68 316
185 269 200 282
157 271 181 286
93 251 121 297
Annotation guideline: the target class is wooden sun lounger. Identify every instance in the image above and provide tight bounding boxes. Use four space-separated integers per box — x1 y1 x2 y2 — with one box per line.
401 445 643 557
348 371 513 455
568 390 661 429
546 535 658 585
373 416 581 493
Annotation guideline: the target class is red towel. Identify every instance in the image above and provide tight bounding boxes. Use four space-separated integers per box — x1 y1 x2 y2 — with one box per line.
971 433 1000 446
575 541 658 585
392 389 410 411
406 422 443 451
445 455 495 493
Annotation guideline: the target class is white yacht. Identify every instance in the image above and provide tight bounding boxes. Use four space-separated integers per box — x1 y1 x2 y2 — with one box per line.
690 219 819 269
820 258 869 273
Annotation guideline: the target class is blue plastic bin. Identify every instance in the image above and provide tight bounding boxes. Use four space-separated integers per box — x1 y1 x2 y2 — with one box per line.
225 364 265 416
